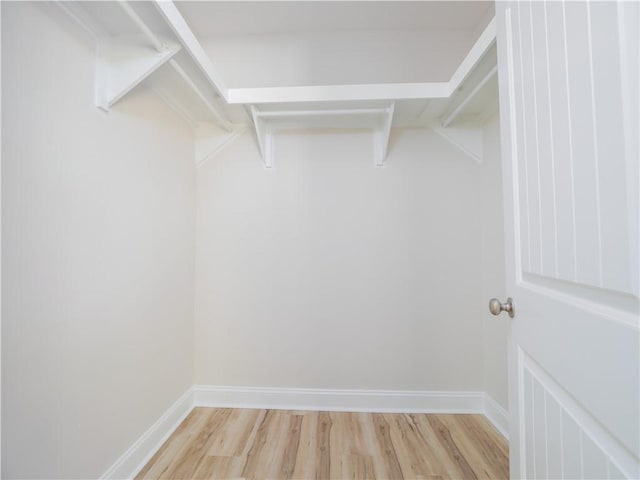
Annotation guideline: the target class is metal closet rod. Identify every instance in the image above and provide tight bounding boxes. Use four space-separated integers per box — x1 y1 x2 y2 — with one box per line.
117 0 232 131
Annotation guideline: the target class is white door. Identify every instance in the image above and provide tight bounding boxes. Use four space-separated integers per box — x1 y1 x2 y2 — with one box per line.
495 1 639 479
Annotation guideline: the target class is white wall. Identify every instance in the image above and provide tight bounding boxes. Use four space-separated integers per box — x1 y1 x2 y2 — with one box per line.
480 116 509 409
194 127 506 393
1 3 195 479
1 3 509 476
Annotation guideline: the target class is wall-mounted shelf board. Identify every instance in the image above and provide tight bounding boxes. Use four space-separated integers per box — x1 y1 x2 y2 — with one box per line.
57 0 500 166
250 103 395 169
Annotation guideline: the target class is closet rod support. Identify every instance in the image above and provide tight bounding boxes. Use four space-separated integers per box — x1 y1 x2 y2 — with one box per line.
117 0 232 131
118 1 165 52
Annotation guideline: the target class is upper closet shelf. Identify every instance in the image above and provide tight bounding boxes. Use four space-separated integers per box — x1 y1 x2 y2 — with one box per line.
57 0 499 167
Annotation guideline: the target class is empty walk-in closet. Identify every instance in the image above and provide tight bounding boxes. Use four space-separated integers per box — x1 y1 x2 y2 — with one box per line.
1 1 638 479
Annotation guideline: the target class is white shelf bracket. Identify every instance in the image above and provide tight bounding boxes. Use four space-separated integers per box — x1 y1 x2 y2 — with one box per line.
250 106 274 169
95 34 181 111
430 124 484 164
195 123 246 168
374 102 395 167
116 0 232 130
250 104 395 169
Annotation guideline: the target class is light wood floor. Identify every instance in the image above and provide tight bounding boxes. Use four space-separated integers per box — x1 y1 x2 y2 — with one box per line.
136 408 508 480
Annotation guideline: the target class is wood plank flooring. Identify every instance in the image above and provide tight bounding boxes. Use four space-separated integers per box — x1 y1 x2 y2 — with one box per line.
136 408 509 480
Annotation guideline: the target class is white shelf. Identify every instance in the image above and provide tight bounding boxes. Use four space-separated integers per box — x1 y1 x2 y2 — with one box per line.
58 0 500 166
250 103 395 169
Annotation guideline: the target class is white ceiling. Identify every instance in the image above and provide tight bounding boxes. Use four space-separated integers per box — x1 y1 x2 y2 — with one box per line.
176 1 494 37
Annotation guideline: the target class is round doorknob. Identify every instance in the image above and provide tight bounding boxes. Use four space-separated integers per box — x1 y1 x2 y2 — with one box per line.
489 297 515 318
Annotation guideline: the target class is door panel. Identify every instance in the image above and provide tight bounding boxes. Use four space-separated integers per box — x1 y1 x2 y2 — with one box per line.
518 2 543 277
529 2 556 280
521 349 636 479
545 1 575 284
496 1 639 478
509 0 638 294
564 0 602 289
589 3 631 294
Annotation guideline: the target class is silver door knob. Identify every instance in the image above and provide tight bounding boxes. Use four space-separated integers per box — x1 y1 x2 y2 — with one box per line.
489 297 515 318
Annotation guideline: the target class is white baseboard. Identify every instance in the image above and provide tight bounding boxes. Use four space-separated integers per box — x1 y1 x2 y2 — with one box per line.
101 387 194 480
194 385 508 440
196 384 475 412
193 385 486 413
482 393 509 440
